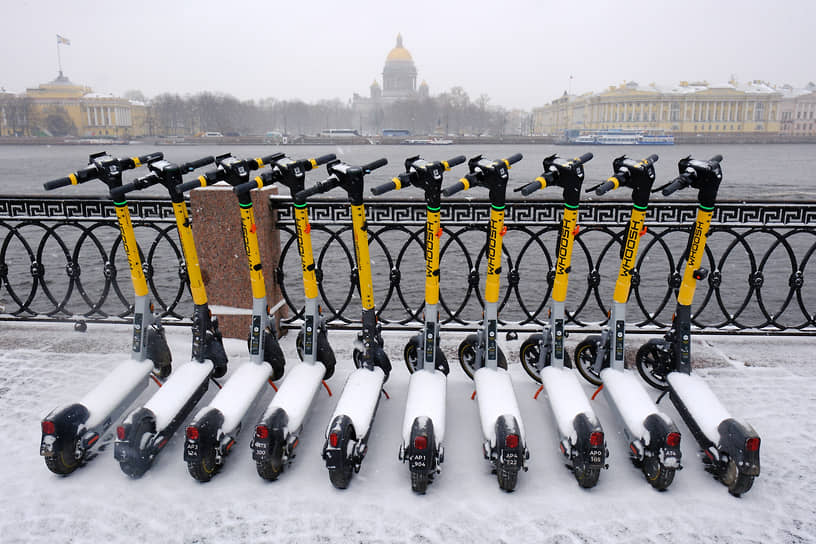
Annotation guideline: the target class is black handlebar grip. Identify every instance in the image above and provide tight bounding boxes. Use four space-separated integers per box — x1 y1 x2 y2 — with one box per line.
294 178 338 202
181 156 215 172
576 152 594 165
445 155 466 168
233 179 263 196
43 176 73 190
709 154 723 164
520 181 543 196
362 158 388 173
662 176 689 196
370 180 398 196
311 154 337 168
178 178 207 193
442 181 466 197
505 153 523 166
136 152 164 167
595 179 618 196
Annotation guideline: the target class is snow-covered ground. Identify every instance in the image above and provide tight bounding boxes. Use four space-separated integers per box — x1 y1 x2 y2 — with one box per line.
1 321 814 543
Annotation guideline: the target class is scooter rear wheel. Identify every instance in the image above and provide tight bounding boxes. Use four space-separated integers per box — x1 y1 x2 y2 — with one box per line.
44 439 81 475
497 465 518 492
404 335 449 375
574 466 601 489
574 336 604 386
411 470 430 494
458 334 506 380
635 341 671 391
642 456 675 491
256 456 283 481
187 446 218 483
722 459 754 497
118 417 154 479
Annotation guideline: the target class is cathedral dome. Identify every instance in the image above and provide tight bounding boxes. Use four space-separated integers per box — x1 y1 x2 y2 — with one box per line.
385 34 413 63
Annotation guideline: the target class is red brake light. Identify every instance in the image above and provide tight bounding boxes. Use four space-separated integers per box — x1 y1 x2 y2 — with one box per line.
41 420 56 435
186 426 199 441
255 425 269 440
116 426 126 440
414 435 428 450
505 434 519 449
329 432 339 448
666 432 681 447
590 432 604 447
746 437 760 452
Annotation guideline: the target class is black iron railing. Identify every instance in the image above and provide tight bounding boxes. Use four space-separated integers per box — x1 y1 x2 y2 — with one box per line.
2 195 815 335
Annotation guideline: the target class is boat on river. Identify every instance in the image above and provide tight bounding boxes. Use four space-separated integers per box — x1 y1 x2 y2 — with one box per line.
570 129 674 145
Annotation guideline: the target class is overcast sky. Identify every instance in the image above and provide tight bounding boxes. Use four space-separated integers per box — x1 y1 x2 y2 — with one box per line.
2 0 814 110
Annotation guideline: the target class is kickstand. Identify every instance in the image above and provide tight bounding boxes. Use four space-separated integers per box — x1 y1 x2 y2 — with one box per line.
210 377 223 390
656 390 668 404
381 388 390 400
322 380 333 397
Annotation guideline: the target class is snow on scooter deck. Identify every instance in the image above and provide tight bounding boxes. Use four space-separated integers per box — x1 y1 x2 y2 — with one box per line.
667 372 732 443
601 368 673 443
261 362 326 430
80 358 155 428
143 360 213 431
330 367 386 439
540 366 597 443
208 361 272 432
473 367 525 446
402 370 446 445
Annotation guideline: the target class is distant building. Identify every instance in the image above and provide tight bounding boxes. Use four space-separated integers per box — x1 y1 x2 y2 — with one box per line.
533 79 784 141
16 72 147 138
779 82 816 138
353 34 428 135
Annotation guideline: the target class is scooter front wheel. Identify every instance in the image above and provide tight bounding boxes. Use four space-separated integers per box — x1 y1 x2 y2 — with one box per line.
458 334 506 380
404 335 449 375
574 336 604 386
520 334 571 384
296 329 337 380
635 341 671 391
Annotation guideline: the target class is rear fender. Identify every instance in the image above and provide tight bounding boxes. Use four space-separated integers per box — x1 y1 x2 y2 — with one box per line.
323 414 355 470
184 409 224 462
114 407 156 463
718 418 760 476
251 408 288 462
495 415 525 470
643 413 682 465
572 413 606 469
405 416 437 472
40 403 89 457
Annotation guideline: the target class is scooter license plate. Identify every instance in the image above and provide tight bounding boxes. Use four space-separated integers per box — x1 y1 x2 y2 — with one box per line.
503 451 520 467
589 449 604 466
186 442 200 459
409 454 428 470
39 440 54 456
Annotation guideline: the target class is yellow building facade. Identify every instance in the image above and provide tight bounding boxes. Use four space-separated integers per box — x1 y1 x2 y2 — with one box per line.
534 80 783 140
18 72 147 138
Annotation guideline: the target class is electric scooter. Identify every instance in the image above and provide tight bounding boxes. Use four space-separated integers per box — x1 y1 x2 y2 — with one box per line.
177 153 287 482
516 153 609 488
370 153 466 493
108 156 229 478
574 154 682 490
443 153 529 492
294 157 392 489
40 151 172 475
635 155 760 496
231 152 339 480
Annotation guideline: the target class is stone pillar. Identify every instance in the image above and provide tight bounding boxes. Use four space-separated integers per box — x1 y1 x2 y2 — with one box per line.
189 183 287 339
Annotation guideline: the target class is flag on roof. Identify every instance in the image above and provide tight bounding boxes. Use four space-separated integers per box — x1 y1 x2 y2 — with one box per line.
57 35 71 45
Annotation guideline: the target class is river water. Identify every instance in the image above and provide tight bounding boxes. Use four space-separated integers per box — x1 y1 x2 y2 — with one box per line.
0 142 815 199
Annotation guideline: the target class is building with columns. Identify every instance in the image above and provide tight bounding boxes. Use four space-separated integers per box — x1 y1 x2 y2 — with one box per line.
779 82 816 138
533 79 784 141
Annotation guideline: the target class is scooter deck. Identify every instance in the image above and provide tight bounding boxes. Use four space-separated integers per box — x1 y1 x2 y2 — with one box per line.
540 366 598 441
473 367 525 447
80 357 154 428
208 361 272 432
402 369 446 445
143 360 213 431
262 362 326 430
330 366 385 439
601 368 673 442
667 372 731 444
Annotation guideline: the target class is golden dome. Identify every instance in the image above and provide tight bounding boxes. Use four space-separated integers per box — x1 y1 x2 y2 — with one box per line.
386 33 413 62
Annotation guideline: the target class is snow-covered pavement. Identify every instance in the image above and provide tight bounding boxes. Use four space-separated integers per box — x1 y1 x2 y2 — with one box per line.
0 322 813 543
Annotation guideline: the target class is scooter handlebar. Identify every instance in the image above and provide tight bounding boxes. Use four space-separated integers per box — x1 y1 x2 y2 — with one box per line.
442 180 466 197
515 172 554 196
662 174 691 196
362 158 388 173
233 176 265 196
595 177 619 196
180 156 215 173
576 152 594 165
309 153 337 170
294 177 341 202
126 152 164 169
645 154 659 164
371 179 398 196
444 155 466 169
710 154 723 164
43 176 74 190
44 164 97 190
504 153 523 166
